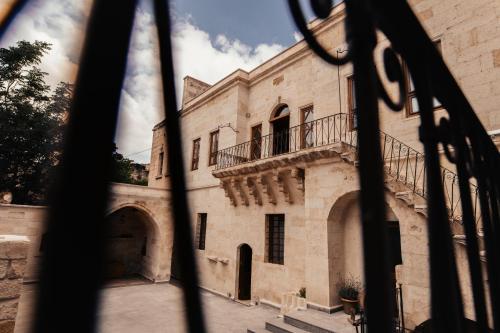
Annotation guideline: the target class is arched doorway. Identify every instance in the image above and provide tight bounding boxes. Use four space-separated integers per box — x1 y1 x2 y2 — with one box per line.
327 191 402 307
270 105 290 155
104 206 156 281
237 244 252 301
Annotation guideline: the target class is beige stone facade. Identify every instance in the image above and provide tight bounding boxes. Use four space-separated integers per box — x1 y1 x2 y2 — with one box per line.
147 0 499 329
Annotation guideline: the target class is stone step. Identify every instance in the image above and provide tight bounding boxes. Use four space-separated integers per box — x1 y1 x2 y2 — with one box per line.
453 235 487 262
247 327 269 333
266 318 308 333
285 310 353 333
395 191 415 206
414 204 428 217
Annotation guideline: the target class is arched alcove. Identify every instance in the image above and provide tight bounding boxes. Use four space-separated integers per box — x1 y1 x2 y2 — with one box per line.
104 206 159 281
327 191 402 306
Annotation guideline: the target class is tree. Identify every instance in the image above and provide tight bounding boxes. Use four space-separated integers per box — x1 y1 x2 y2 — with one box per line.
0 41 70 204
110 144 149 186
110 143 133 184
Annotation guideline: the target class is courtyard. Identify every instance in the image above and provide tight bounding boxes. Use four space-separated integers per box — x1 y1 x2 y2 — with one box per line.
13 281 356 333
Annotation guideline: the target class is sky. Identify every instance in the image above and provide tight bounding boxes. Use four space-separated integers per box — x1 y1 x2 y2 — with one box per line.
0 0 325 163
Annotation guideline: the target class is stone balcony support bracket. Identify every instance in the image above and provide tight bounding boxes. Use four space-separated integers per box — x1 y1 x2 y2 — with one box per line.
233 178 249 206
220 180 238 207
212 143 346 207
246 177 263 206
258 174 277 205
273 170 293 204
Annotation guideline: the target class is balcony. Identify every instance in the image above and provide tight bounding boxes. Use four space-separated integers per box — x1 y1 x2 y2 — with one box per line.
214 113 357 173
212 113 357 206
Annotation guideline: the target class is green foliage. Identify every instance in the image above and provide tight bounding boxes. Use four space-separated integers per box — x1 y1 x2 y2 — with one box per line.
109 146 149 186
110 144 134 184
0 40 72 204
131 178 148 186
338 275 362 300
0 41 145 203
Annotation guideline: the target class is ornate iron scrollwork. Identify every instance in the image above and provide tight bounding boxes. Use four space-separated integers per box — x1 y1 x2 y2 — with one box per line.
288 1 500 332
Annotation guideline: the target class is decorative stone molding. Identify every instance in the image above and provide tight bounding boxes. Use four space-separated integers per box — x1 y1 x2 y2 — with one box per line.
0 235 29 333
212 143 344 179
274 170 293 204
246 177 262 206
207 255 218 263
220 180 237 206
233 179 249 206
395 191 415 206
258 174 277 205
290 168 305 193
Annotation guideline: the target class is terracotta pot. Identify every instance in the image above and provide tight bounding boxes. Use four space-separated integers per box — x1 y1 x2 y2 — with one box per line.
340 297 359 315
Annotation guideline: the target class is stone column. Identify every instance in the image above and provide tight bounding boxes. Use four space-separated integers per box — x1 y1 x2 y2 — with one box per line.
0 236 30 333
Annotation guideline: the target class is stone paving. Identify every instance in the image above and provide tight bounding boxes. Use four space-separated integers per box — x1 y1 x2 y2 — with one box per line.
14 281 355 333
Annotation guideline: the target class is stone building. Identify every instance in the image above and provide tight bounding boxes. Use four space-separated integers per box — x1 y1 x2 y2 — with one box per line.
147 0 500 329
130 163 149 184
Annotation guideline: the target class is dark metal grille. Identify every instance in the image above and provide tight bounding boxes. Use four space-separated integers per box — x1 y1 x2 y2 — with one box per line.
191 138 200 170
208 130 219 166
347 76 357 129
0 0 498 332
300 105 314 148
196 213 207 251
250 124 262 160
267 214 285 265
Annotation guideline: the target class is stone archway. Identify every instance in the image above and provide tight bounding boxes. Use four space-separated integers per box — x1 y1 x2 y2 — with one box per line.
104 205 160 281
327 191 402 307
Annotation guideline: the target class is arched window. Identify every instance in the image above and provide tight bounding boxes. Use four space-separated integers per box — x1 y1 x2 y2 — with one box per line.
271 105 290 121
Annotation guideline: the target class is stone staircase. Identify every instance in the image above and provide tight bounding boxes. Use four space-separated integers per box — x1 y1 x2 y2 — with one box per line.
247 309 354 333
339 137 485 262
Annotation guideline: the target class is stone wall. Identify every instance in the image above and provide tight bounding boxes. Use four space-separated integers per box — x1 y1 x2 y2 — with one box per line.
0 205 46 282
0 183 173 283
0 236 29 333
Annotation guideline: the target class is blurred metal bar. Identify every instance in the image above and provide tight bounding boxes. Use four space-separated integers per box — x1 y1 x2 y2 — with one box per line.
0 0 29 38
33 0 138 332
343 0 395 331
153 0 207 332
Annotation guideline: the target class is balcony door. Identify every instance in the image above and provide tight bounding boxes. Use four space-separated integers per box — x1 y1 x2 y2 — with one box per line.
271 105 290 155
250 124 262 161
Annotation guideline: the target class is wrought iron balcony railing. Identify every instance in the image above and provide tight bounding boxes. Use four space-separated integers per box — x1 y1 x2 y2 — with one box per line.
215 113 356 170
216 112 481 229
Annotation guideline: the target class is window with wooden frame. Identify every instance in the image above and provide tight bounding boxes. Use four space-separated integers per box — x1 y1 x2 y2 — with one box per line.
347 76 357 130
300 105 314 148
265 214 285 265
405 40 442 116
195 213 207 250
208 130 219 166
250 124 262 161
157 149 164 176
191 138 200 170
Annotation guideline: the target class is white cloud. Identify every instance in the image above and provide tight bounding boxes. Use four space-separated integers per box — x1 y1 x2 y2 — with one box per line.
116 15 285 163
1 2 286 163
293 31 303 42
0 0 91 87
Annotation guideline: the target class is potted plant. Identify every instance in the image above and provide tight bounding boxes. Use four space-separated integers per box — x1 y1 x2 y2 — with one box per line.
338 275 362 315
